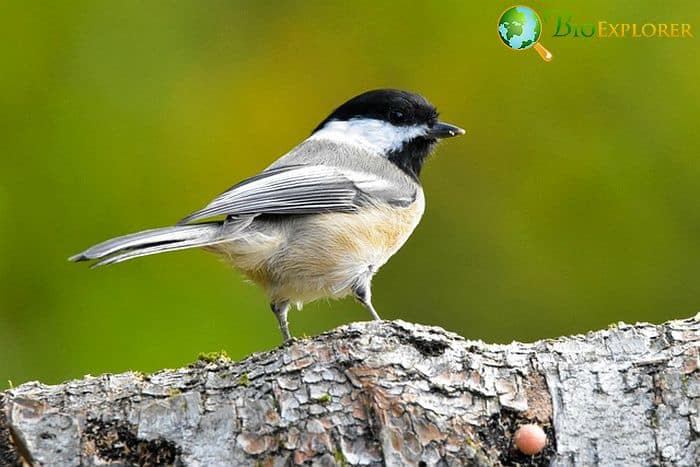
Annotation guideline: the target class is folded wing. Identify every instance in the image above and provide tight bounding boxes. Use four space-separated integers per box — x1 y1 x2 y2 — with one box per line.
178 165 401 225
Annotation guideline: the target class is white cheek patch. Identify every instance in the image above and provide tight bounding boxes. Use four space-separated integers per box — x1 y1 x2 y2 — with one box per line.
309 118 428 155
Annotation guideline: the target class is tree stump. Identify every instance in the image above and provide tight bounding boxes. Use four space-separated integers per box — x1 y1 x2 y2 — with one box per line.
1 316 698 466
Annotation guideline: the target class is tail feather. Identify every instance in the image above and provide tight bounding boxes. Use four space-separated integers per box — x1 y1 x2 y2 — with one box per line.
70 222 226 266
91 235 233 267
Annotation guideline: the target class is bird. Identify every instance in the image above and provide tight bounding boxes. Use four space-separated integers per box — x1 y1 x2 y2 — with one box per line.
71 89 465 342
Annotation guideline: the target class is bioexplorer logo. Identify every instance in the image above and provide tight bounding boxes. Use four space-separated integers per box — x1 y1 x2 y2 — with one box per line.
549 12 693 39
498 5 694 62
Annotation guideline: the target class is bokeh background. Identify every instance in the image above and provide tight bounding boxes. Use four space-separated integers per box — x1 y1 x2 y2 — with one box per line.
2 1 699 388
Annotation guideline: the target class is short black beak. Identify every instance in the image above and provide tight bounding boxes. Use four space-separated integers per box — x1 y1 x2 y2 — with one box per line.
428 121 466 139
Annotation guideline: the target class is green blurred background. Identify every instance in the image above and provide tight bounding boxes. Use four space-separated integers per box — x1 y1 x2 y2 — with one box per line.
2 1 699 388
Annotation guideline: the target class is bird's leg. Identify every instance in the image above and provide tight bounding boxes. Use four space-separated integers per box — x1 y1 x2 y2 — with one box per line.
270 301 292 342
352 282 381 321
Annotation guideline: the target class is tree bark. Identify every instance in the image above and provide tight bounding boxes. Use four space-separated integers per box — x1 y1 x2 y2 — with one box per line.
1 316 698 466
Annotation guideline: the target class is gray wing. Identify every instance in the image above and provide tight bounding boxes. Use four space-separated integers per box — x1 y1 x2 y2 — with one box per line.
178 164 406 225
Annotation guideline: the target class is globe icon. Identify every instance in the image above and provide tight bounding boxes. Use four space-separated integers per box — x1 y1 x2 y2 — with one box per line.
498 6 541 49
497 6 553 61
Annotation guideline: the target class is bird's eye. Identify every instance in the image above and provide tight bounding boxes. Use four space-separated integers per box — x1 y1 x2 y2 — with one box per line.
388 110 406 124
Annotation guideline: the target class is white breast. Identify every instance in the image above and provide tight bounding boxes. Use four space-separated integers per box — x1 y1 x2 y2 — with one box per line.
268 189 425 303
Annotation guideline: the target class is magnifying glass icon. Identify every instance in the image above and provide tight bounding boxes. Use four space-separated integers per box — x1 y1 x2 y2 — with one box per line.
498 5 553 62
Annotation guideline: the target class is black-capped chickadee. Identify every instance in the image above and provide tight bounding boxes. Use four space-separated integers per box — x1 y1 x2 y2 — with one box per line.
71 89 465 341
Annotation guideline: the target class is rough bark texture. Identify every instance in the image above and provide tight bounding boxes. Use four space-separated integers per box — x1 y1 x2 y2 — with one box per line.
1 316 698 466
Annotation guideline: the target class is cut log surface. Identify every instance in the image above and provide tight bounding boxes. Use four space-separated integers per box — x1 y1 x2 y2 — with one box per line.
1 316 698 466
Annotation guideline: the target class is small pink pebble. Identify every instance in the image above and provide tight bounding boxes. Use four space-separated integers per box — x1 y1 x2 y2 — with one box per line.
514 424 546 455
